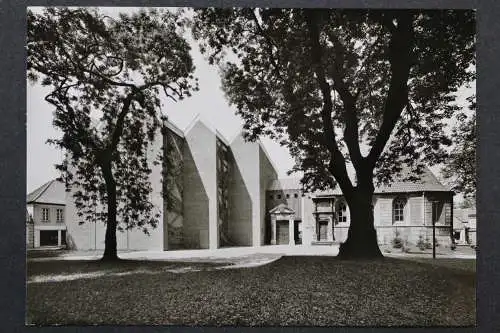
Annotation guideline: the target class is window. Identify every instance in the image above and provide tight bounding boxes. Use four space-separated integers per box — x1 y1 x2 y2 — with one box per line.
277 194 281 199
56 209 64 223
286 194 290 199
393 198 406 223
41 208 50 222
269 194 273 200
294 193 299 198
337 202 348 223
432 201 442 224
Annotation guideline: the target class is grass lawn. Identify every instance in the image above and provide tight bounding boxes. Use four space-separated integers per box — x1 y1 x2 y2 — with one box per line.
26 256 475 326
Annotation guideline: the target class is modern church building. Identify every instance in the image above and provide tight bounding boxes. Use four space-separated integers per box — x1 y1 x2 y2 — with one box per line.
64 116 454 251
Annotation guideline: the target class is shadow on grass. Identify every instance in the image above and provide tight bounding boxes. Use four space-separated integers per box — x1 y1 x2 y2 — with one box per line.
27 255 475 326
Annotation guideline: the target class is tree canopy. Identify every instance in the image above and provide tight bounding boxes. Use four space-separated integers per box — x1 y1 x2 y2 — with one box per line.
191 8 475 258
442 94 476 200
27 7 198 259
191 8 475 190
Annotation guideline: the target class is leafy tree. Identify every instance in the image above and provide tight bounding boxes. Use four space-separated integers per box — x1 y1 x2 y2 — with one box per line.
191 8 475 258
442 94 476 202
27 7 198 260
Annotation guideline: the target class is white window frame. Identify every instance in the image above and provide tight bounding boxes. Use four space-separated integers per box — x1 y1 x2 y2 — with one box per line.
56 208 64 223
393 198 406 224
41 208 50 222
337 202 348 224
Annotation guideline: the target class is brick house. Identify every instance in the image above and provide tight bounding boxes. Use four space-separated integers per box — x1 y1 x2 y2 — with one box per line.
64 116 454 251
27 179 67 248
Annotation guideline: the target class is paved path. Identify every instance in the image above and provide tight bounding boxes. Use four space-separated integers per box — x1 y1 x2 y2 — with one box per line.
30 245 338 262
29 244 475 265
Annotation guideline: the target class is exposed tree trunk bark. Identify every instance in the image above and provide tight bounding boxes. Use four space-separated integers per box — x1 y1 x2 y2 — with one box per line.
100 158 119 261
97 96 134 261
338 177 383 259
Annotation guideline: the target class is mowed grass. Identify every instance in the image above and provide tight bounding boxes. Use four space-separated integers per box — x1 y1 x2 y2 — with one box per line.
26 256 475 326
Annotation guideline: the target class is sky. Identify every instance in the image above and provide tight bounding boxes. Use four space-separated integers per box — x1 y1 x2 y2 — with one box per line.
26 7 475 199
26 7 297 193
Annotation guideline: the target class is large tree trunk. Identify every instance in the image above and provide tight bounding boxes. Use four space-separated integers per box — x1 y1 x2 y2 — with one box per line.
100 161 119 261
338 186 383 259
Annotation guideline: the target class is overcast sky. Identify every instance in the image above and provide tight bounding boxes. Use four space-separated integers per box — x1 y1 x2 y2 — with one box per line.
26 7 299 193
26 7 475 196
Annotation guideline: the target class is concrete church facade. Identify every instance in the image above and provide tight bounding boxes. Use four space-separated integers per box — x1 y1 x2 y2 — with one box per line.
65 116 454 251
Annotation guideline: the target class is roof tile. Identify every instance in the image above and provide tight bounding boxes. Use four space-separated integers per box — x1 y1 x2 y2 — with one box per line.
267 166 451 194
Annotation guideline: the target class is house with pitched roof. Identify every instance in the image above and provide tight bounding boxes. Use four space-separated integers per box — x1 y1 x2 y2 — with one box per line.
27 179 67 248
267 167 454 247
63 116 455 251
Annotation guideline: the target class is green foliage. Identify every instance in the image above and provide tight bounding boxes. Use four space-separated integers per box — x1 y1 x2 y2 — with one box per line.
190 8 475 192
27 7 198 235
459 196 476 209
417 235 426 251
392 231 403 249
424 237 433 249
442 94 476 199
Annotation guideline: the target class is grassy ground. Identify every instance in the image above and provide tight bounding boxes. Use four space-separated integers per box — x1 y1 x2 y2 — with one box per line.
26 255 475 326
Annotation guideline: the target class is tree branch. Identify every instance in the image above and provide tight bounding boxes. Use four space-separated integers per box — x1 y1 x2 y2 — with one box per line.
109 92 136 152
367 12 414 169
250 9 283 80
44 79 102 154
318 17 364 172
305 9 353 194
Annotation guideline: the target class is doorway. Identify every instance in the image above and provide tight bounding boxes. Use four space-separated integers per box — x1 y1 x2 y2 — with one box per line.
294 221 302 244
39 230 58 246
276 220 289 244
318 220 328 241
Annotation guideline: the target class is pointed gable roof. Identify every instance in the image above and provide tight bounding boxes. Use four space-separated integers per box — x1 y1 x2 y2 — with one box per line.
27 179 65 205
269 203 295 214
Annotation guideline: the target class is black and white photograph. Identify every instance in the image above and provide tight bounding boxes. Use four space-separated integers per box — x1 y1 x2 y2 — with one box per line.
25 6 476 326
